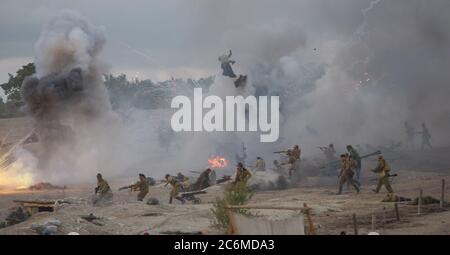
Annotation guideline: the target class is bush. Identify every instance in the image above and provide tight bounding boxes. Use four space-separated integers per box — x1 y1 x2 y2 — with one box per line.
211 182 253 231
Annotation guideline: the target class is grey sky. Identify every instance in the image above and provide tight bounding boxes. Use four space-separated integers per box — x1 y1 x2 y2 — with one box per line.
0 0 369 84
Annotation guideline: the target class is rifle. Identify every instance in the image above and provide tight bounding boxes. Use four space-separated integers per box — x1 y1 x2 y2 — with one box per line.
319 150 382 169
273 150 289 154
118 185 133 191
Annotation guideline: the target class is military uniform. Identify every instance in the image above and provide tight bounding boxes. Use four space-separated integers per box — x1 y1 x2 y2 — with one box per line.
337 157 360 195
292 147 301 161
166 177 185 204
94 178 113 204
373 157 394 193
132 179 149 201
347 147 361 180
234 167 252 185
255 158 266 172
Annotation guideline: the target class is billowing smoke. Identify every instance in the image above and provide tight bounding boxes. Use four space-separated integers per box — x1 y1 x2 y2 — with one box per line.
18 11 125 184
12 0 450 186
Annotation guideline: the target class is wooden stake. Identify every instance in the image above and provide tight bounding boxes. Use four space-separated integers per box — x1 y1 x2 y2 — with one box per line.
371 214 376 231
303 203 316 235
394 203 400 221
382 207 386 227
352 214 358 235
441 179 445 208
418 189 423 215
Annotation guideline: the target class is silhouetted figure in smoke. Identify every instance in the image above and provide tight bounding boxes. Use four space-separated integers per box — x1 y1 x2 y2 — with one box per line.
219 50 237 78
404 122 415 149
418 122 432 150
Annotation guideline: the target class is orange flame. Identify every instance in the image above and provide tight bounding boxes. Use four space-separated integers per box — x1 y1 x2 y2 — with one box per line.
208 156 229 168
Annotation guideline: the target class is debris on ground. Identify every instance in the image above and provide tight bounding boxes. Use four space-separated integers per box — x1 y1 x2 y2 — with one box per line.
80 213 104 226
411 196 441 205
146 197 159 205
0 206 30 228
31 219 61 235
142 212 163 217
381 193 412 202
28 182 66 191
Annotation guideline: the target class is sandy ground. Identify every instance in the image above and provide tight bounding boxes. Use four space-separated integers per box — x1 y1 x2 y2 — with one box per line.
0 168 449 235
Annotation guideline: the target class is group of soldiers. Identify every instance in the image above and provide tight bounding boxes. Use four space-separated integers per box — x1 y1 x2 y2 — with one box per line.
92 140 400 206
334 146 394 195
93 173 149 205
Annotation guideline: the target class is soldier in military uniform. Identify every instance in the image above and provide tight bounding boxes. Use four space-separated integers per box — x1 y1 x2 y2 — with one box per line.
165 174 185 204
132 174 150 201
254 157 266 172
372 155 394 194
193 168 212 191
93 173 113 205
337 154 360 195
346 145 362 180
292 145 301 161
234 162 252 185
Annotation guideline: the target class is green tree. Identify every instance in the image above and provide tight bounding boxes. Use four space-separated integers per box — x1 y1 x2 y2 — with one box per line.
1 62 35 103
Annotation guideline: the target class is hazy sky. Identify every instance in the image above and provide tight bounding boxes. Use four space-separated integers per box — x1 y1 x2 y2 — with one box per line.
0 0 370 85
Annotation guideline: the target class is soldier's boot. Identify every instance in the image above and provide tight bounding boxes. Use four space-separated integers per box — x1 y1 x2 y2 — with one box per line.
373 178 383 193
169 196 173 204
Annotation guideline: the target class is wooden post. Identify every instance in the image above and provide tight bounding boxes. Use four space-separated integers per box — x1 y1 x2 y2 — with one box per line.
418 189 423 215
225 204 237 235
371 214 376 231
303 203 316 235
441 179 445 208
382 207 386 227
352 214 358 235
394 203 400 221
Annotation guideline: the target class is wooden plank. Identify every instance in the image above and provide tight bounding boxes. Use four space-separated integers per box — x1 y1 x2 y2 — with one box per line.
394 203 400 221
352 214 358 235
13 200 55 205
227 205 308 212
441 179 445 208
418 189 423 215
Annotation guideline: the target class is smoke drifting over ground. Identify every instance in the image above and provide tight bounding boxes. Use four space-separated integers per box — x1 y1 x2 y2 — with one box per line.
12 1 450 185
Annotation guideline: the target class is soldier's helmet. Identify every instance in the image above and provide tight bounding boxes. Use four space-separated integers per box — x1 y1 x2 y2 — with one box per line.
165 174 171 179
237 162 243 168
378 155 384 159
294 145 299 149
346 145 353 150
96 173 102 177
205 168 212 173
139 173 146 178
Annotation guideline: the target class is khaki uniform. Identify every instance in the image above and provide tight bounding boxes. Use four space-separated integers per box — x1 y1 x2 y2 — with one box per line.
337 158 360 194
374 158 394 193
234 167 252 185
292 147 301 161
167 178 184 204
255 158 266 172
94 179 113 205
132 179 149 201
